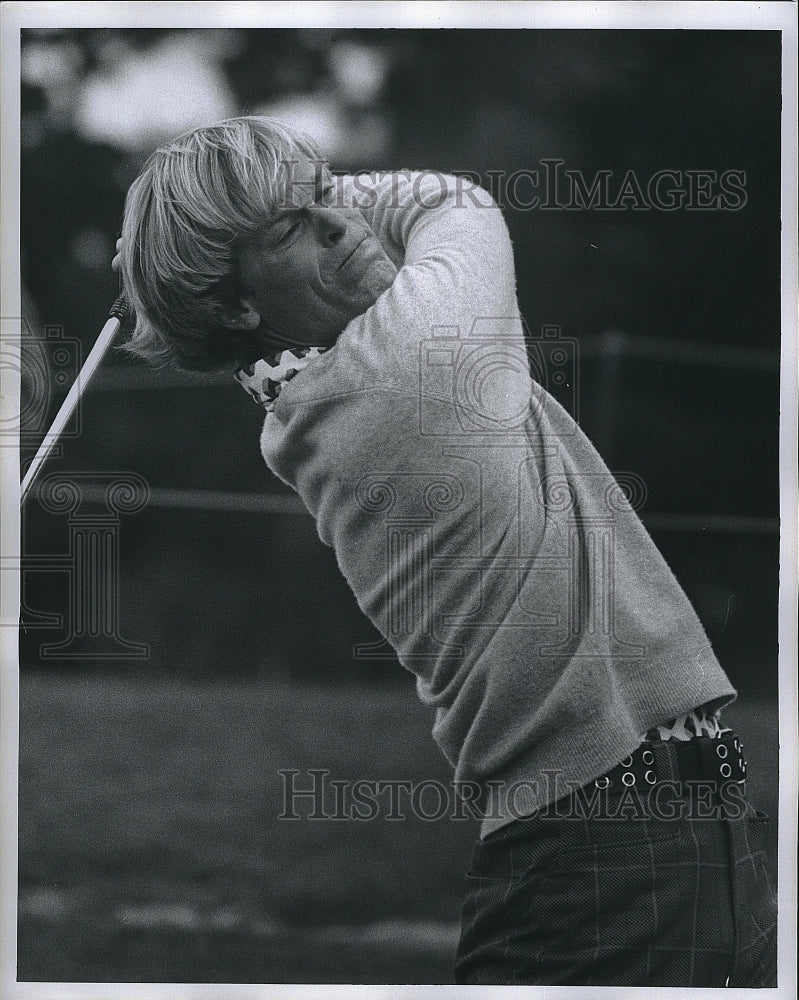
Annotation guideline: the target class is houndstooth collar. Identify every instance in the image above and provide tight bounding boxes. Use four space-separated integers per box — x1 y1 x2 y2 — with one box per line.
235 345 329 412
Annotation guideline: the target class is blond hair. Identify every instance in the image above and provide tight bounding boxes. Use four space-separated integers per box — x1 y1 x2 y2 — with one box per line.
120 116 322 370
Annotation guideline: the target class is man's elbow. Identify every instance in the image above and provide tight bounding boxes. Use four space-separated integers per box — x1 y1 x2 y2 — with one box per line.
413 172 499 214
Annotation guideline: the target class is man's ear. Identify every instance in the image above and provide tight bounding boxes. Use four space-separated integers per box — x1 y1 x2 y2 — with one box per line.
213 298 261 331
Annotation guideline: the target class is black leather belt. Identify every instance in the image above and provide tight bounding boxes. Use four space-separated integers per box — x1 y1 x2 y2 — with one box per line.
592 732 747 794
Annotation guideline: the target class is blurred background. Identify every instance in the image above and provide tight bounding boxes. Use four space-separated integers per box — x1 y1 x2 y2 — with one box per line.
16 28 781 983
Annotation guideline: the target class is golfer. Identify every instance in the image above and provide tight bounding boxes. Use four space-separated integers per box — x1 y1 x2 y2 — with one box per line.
116 116 776 986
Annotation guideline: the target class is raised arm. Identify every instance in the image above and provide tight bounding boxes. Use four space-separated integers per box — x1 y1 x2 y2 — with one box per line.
348 169 515 290
331 170 524 391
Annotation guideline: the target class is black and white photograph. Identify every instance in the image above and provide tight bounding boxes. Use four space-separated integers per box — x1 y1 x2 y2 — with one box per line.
1 2 796 995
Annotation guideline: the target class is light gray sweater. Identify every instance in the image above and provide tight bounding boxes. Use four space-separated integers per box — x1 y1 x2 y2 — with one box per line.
260 171 735 835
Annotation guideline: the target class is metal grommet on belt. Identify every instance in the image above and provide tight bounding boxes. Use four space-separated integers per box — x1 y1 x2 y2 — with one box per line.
585 730 748 800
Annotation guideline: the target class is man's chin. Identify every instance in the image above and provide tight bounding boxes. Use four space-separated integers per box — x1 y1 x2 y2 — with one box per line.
358 258 398 304
257 263 398 351
253 328 335 353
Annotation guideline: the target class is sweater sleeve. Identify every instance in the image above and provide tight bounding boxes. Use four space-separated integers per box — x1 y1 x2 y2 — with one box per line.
328 170 530 415
347 169 500 265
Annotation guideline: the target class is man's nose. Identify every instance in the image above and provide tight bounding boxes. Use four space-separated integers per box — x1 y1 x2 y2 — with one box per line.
311 206 348 245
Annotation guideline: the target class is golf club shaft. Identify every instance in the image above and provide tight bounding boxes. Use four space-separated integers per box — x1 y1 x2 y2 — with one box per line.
20 296 128 504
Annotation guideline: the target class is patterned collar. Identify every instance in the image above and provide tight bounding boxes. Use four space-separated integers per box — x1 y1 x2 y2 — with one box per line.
235 345 329 411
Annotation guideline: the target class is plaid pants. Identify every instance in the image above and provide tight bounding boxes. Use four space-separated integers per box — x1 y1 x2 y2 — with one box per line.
455 791 777 986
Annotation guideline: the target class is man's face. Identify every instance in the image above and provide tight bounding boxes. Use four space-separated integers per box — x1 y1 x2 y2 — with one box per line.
237 157 397 349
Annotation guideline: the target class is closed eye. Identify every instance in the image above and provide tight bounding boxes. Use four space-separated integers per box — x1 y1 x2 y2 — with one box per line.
274 181 335 243
276 219 301 244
